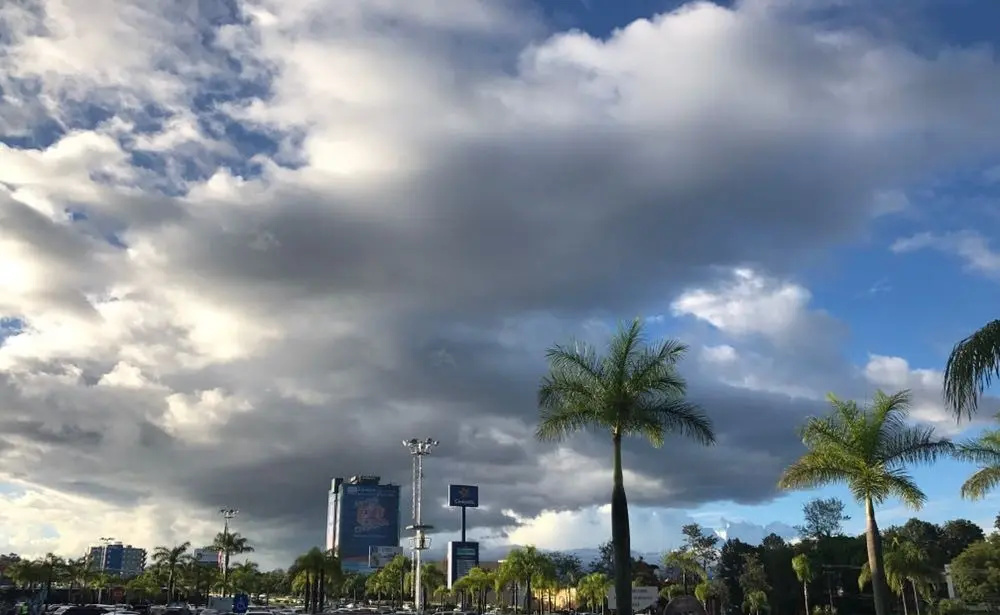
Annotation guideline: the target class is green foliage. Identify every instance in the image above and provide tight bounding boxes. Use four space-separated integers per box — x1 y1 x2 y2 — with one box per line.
798 498 851 540
948 535 1000 605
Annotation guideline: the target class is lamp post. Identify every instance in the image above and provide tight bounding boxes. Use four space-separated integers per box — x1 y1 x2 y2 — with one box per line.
219 508 239 597
403 438 438 613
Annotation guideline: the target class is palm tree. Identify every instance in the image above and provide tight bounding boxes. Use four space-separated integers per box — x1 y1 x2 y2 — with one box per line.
791 554 814 615
778 389 952 615
64 557 91 604
955 426 1000 499
943 320 1000 419
213 532 254 597
859 537 937 615
536 318 716 615
663 549 705 595
152 542 191 602
743 590 769 615
576 573 611 613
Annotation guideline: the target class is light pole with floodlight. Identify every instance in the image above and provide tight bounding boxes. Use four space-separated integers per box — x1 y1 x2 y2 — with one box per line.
403 438 438 612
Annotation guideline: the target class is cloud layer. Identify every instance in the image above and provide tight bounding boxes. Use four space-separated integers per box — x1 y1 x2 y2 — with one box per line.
1 0 996 565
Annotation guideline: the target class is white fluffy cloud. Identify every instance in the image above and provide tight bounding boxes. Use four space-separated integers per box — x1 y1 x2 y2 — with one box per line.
0 0 997 566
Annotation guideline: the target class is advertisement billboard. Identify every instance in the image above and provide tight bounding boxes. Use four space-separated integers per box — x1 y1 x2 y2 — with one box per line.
369 545 404 568
448 484 479 508
447 541 479 588
337 484 401 572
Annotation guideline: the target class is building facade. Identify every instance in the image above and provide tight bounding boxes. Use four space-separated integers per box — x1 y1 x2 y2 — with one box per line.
87 542 146 577
329 475 401 572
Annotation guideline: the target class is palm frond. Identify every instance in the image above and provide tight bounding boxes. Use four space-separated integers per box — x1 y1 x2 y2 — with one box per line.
884 469 927 509
636 398 715 447
778 455 851 491
944 320 1000 420
879 423 953 467
955 430 1000 465
606 318 645 381
960 466 1000 500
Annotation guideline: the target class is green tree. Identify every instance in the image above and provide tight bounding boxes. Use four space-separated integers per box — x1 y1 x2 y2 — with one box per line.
943 320 1000 419
536 318 716 615
778 389 952 615
152 542 191 602
682 523 721 571
797 498 851 540
664 549 705 595
939 520 985 562
949 535 1000 604
577 572 612 613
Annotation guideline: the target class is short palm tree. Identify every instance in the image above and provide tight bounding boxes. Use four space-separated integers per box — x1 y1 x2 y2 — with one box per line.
943 320 1000 419
536 318 716 615
859 537 937 615
778 389 952 615
955 426 1000 500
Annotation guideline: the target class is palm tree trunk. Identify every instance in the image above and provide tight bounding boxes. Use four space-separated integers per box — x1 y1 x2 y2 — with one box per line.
611 432 633 615
864 497 891 615
319 569 326 613
912 582 921 615
901 592 909 615
803 581 809 615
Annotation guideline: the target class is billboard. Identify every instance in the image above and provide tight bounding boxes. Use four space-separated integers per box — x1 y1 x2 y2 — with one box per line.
337 484 401 572
369 546 404 569
447 541 479 588
104 544 124 571
448 484 479 508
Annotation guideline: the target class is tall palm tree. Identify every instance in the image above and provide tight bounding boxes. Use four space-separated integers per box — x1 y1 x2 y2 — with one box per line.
955 426 1000 500
213 532 254 597
152 542 191 602
943 321 1000 419
790 554 813 615
778 389 952 615
536 318 716 615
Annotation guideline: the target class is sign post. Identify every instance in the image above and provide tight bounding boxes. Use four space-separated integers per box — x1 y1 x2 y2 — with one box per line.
447 484 479 542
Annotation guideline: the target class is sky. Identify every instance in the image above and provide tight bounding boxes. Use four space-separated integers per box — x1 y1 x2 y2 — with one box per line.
4 0 1000 569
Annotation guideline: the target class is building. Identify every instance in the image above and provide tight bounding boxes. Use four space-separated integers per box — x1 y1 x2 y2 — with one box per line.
87 542 146 578
329 475 401 572
193 547 222 568
325 477 344 551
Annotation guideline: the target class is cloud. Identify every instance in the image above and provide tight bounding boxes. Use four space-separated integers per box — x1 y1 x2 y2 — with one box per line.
1 0 999 566
892 231 1000 278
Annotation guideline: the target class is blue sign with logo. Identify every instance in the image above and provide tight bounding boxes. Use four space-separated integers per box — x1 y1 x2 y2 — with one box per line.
448 484 479 508
337 484 401 572
233 594 249 614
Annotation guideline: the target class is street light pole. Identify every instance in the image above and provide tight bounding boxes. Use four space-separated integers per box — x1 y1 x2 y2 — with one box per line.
403 438 438 613
219 508 239 597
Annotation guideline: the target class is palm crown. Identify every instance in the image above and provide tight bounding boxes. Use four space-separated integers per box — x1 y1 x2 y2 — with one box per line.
779 390 953 505
536 318 715 445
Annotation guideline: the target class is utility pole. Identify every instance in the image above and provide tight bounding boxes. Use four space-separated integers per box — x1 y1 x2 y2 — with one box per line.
219 508 239 597
403 438 438 613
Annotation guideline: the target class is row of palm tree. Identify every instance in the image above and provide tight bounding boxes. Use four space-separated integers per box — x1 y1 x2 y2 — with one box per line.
533 317 1000 615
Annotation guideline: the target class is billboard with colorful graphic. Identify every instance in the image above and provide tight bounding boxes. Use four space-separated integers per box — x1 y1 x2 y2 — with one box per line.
336 483 401 572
